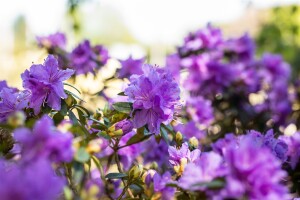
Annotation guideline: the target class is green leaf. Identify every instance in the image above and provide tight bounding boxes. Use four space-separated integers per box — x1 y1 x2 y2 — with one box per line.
126 127 152 146
160 127 170 145
97 131 111 140
191 179 224 189
105 173 128 179
117 91 126 96
64 82 81 94
76 108 87 125
112 102 132 114
68 110 78 125
65 90 85 102
53 112 64 125
60 100 68 116
75 147 90 163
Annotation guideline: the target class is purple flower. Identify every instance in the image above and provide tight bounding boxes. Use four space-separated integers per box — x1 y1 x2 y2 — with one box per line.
125 64 180 134
14 115 74 162
178 152 226 191
0 158 65 200
153 172 176 200
114 119 133 135
165 53 181 82
118 55 144 78
0 88 30 122
143 138 169 166
179 24 223 56
168 143 200 167
70 40 109 75
222 33 255 62
279 132 300 169
186 96 214 126
223 137 289 200
21 55 74 114
0 80 8 91
174 121 206 140
36 32 66 49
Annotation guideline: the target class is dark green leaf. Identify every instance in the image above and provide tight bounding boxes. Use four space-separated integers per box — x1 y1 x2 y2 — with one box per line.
68 110 78 125
191 179 224 189
105 173 128 179
60 100 68 116
97 131 111 140
53 112 64 125
65 90 85 102
112 102 132 114
160 127 169 145
117 92 126 96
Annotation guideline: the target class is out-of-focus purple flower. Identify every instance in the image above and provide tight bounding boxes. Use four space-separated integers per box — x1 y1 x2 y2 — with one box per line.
36 32 66 49
93 45 109 65
0 88 30 122
21 55 74 114
153 172 176 200
70 40 109 75
183 55 237 97
168 143 200 167
222 33 255 62
118 55 144 79
279 132 300 169
143 138 169 166
211 133 239 156
223 137 289 200
262 53 290 82
178 152 226 191
125 64 180 134
174 121 206 140
165 53 181 82
0 158 65 200
186 96 214 126
179 24 223 56
14 115 74 162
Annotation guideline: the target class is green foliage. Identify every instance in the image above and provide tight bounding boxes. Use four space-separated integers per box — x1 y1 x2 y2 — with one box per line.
256 5 300 76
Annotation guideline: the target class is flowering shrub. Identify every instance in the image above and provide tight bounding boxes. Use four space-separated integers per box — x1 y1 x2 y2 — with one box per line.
1 25 300 200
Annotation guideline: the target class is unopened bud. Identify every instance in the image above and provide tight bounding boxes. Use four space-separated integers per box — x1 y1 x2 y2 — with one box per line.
150 162 158 170
7 111 25 127
175 131 183 144
129 164 143 180
189 137 199 149
108 119 133 137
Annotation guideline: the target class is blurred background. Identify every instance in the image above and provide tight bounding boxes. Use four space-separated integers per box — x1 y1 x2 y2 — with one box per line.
1 0 300 88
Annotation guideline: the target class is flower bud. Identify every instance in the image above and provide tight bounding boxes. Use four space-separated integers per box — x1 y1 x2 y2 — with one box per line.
175 131 183 144
189 136 199 149
108 119 133 137
129 164 143 180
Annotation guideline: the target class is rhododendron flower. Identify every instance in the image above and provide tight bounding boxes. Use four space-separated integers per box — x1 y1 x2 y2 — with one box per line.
118 55 144 78
0 88 30 122
36 32 66 49
125 64 180 134
14 115 74 162
21 55 74 114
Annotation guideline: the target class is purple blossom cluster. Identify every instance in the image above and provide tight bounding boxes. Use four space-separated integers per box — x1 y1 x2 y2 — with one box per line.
125 64 180 133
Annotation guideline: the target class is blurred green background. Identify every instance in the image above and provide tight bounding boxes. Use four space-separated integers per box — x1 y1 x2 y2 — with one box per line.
1 0 300 88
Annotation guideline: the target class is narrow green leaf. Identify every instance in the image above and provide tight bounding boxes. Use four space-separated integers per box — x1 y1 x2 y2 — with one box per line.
68 110 78 125
105 173 128 179
64 82 81 94
53 112 64 125
112 102 132 114
160 127 170 145
117 91 126 96
126 127 152 146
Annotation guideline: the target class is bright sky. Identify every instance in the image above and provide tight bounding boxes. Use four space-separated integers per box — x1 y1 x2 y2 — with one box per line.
1 0 300 46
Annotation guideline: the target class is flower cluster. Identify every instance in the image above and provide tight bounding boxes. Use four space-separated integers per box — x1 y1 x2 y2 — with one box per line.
1 24 300 200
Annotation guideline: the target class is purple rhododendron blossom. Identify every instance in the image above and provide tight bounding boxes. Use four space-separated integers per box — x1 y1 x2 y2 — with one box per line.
70 40 109 75
168 143 200 167
21 55 74 114
14 115 74 162
0 158 65 200
0 80 9 91
153 172 176 200
0 88 30 122
118 55 144 78
36 32 66 49
279 132 300 169
125 64 180 134
186 96 214 126
178 152 226 191
174 121 207 140
223 137 289 200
